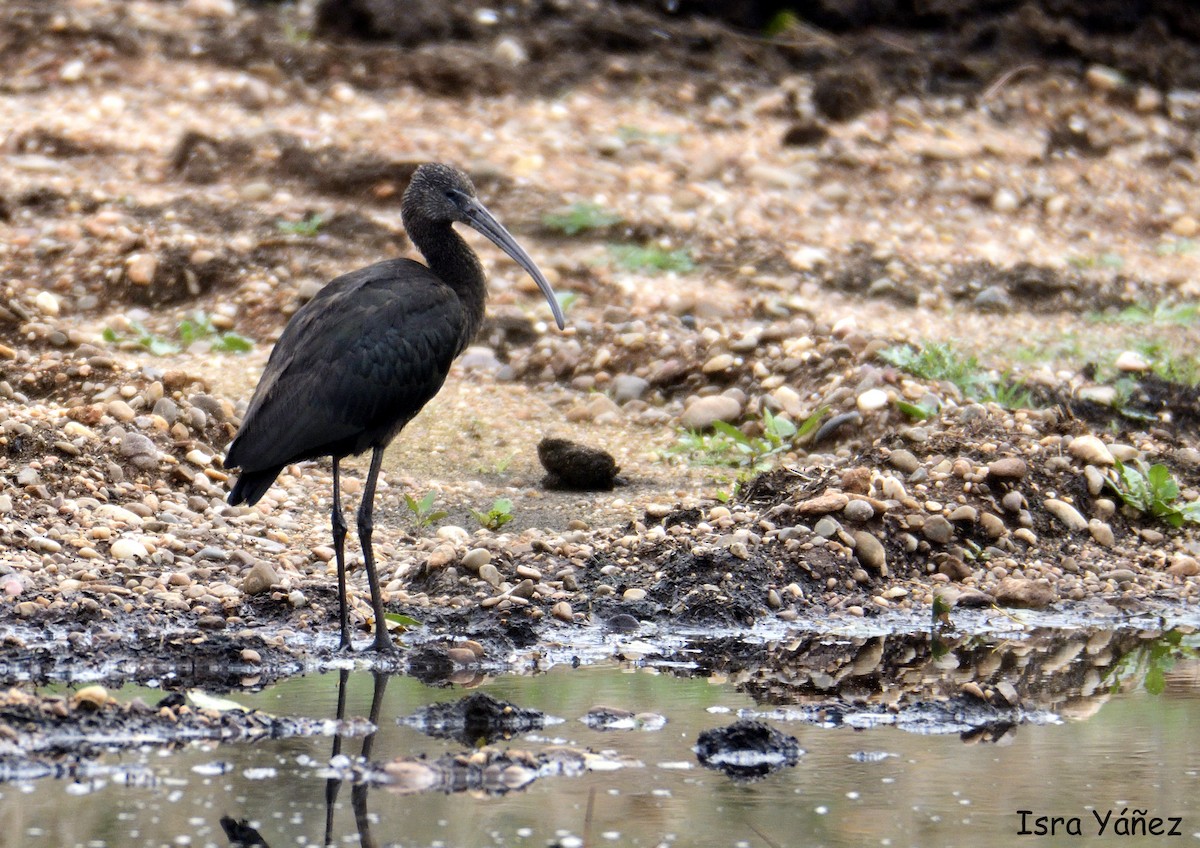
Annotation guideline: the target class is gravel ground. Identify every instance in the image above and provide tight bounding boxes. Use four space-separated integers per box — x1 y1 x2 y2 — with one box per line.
0 1 1198 681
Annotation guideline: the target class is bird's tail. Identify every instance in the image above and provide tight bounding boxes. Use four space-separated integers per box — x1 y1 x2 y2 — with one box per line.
227 465 285 506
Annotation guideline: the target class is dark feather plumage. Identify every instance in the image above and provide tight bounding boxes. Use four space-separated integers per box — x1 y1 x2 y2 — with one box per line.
223 163 565 651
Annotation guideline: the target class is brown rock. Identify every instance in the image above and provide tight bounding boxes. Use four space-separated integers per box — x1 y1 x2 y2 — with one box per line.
995 577 1056 609
986 457 1027 480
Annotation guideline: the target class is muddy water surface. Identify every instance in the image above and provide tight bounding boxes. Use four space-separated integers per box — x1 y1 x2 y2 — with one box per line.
1 622 1198 848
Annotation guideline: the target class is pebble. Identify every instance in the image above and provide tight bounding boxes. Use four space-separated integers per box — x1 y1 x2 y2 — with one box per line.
921 515 954 545
1167 555 1200 577
1114 350 1150 372
979 512 1006 538
842 499 875 523
426 544 456 570
1068 435 1114 466
856 388 888 412
1044 499 1088 532
680 395 742 430
986 457 1027 480
948 505 977 523
622 588 647 602
611 375 649 404
460 548 491 573
813 516 841 538
995 577 1056 609
108 400 137 423
1088 520 1115 547
887 450 920 474
478 564 502 588
111 538 149 560
796 492 849 515
552 601 574 622
852 531 887 575
242 561 278 595
702 353 735 373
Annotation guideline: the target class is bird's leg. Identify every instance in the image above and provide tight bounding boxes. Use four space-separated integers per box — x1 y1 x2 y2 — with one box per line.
331 458 352 650
358 447 393 652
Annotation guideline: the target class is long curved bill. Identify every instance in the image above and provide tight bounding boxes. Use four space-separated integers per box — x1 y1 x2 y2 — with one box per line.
460 195 567 330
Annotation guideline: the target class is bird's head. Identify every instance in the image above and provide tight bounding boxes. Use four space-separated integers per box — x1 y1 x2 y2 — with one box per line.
402 162 566 330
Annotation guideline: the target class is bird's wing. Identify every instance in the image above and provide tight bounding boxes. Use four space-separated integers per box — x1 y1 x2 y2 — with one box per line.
226 258 468 472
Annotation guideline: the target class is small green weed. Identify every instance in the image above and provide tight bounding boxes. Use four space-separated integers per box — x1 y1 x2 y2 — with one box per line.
403 491 448 529
1107 459 1200 528
382 612 422 632
1090 300 1199 327
471 498 514 531
103 312 251 355
1066 252 1124 270
609 244 695 274
1155 238 1197 256
669 407 825 472
616 126 681 145
276 212 325 237
880 342 1033 409
1132 341 1200 385
896 398 939 421
1103 629 1200 695
542 202 623 236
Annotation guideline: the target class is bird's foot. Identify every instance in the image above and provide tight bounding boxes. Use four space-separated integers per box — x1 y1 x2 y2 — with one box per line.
368 633 398 654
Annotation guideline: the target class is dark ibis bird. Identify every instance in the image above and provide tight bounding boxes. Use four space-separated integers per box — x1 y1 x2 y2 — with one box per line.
224 163 565 651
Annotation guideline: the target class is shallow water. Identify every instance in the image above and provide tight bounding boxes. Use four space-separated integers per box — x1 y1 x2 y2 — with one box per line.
2 634 1198 848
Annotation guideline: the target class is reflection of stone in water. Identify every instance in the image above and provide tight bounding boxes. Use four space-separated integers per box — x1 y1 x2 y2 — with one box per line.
400 691 548 745
694 719 802 781
665 626 1200 739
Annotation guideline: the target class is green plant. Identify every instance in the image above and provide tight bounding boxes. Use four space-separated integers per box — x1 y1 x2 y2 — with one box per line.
669 407 825 472
1103 629 1200 695
1066 251 1123 270
609 244 695 274
403 491 448 529
1107 459 1200 528
896 398 939 420
880 342 1033 409
102 322 179 356
103 313 252 355
542 202 623 236
276 212 325 237
1132 340 1200 386
616 126 680 145
471 498 514 531
1155 239 1197 256
177 311 253 353
382 611 422 631
1108 300 1199 326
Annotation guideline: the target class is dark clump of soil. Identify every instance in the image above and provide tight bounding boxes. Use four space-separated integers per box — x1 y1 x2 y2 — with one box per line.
694 719 801 780
537 437 621 491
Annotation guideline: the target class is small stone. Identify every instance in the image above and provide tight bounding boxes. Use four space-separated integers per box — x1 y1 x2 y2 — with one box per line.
813 516 841 538
887 449 920 474
842 499 875 523
611 375 649 404
1114 350 1151 372
460 548 491 573
1171 215 1199 238
622 588 647 601
1085 64 1125 91
125 253 158 285
35 291 60 316
948 505 977 523
72 685 111 709
922 515 954 545
110 538 148 560
995 577 1056 609
856 388 888 412
107 400 137 423
1044 498 1088 532
240 649 262 664
552 601 574 622
986 457 1027 480
991 187 1019 213
1001 491 1024 513
1166 555 1199 577
980 512 1006 538
1068 435 1114 466
702 353 735 373
119 431 157 459
852 531 887 575
1088 519 1115 547
478 564 502 588
426 544 456 570
796 492 849 515
242 561 279 595
680 395 742 430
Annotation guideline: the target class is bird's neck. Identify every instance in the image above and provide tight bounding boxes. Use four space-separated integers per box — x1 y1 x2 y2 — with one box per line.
408 220 487 343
